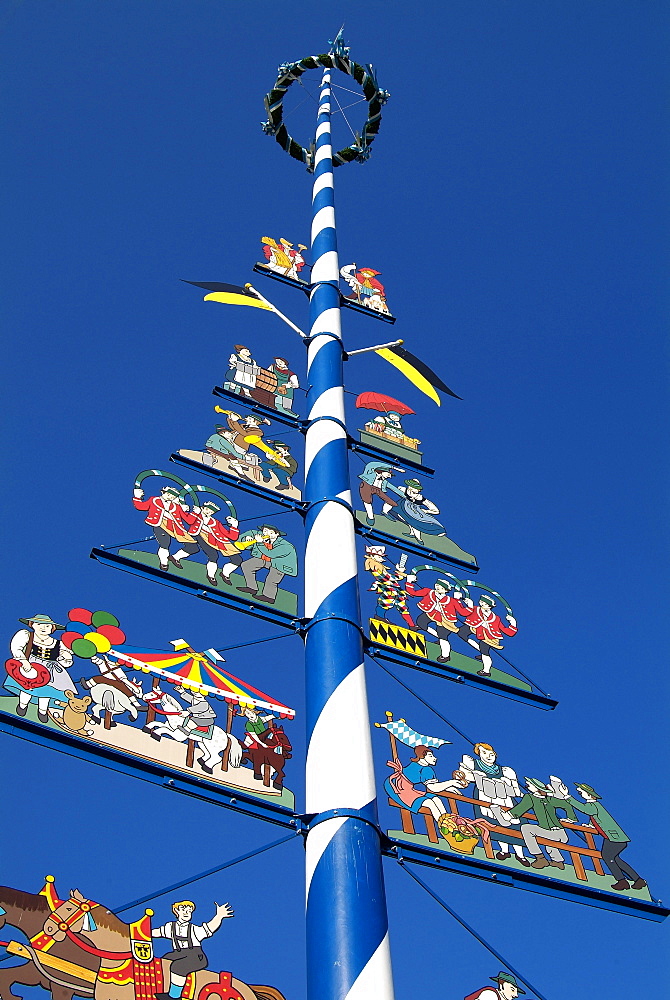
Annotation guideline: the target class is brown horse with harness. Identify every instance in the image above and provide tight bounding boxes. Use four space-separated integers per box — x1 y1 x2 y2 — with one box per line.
1 877 286 1000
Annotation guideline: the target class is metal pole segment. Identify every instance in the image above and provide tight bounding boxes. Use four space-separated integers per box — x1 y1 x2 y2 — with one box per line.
304 68 395 1000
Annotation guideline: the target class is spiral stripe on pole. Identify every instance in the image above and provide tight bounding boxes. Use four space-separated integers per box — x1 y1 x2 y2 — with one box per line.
303 69 395 1000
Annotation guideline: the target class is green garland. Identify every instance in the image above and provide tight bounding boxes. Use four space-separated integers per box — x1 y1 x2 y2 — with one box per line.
262 53 389 170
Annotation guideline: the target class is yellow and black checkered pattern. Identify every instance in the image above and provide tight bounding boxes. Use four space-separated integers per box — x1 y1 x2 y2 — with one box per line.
369 618 427 657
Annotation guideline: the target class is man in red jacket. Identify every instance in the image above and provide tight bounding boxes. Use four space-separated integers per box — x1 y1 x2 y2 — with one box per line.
405 576 473 662
133 485 197 572
182 501 240 587
455 595 517 678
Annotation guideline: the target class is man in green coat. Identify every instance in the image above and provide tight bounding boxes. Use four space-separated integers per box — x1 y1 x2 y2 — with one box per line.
238 524 297 604
507 777 576 870
560 782 647 892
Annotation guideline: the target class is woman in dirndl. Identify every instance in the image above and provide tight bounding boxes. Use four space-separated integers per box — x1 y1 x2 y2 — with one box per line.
5 613 76 724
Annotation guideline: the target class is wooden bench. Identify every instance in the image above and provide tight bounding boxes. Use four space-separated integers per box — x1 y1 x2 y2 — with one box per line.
388 790 606 881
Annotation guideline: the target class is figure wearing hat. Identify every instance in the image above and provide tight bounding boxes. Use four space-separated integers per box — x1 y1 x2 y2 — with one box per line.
560 781 647 892
261 236 308 279
237 525 298 604
405 576 472 661
456 596 518 678
152 898 234 1000
224 345 259 396
507 777 577 870
386 479 446 544
369 409 406 440
182 502 240 587
340 263 390 314
364 546 416 628
133 485 195 572
203 423 250 478
358 460 400 526
259 441 298 491
5 614 76 723
267 357 300 414
464 971 529 1000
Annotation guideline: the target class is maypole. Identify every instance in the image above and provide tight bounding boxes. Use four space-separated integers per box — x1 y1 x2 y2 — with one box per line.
303 67 395 999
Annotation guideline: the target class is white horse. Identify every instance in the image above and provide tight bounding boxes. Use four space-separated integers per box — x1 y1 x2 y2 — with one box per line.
83 655 145 726
143 690 242 774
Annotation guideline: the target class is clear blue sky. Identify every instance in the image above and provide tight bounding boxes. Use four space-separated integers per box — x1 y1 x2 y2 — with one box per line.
1 2 668 998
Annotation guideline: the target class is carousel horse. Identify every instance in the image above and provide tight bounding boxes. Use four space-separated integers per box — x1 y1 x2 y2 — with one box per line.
0 883 98 1000
42 887 286 1000
241 726 292 791
142 692 243 774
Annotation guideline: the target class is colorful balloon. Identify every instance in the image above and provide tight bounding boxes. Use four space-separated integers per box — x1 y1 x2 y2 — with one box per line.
68 608 93 626
70 637 98 659
83 631 112 654
61 630 84 649
95 624 126 645
91 610 120 629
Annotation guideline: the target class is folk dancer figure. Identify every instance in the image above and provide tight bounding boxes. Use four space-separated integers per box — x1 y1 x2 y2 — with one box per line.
457 743 529 865
237 525 298 604
133 485 193 572
181 501 240 586
405 577 472 661
384 745 467 826
260 441 298 491
561 782 647 892
152 899 234 1000
5 613 76 724
388 478 446 543
268 357 300 414
464 971 528 1000
224 345 259 396
507 777 577 870
455 595 517 678
364 545 415 628
358 461 399 526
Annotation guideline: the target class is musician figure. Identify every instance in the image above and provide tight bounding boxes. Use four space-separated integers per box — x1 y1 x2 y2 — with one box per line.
153 899 233 1000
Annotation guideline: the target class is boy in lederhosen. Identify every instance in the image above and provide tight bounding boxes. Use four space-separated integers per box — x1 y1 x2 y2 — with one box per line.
153 899 233 999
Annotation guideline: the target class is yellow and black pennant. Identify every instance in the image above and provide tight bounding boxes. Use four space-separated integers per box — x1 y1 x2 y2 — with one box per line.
375 344 461 406
182 280 273 311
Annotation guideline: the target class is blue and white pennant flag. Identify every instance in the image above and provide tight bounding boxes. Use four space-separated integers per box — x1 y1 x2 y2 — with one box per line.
377 719 450 748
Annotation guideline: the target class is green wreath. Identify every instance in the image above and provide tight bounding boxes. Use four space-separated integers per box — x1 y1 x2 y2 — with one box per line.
262 52 389 170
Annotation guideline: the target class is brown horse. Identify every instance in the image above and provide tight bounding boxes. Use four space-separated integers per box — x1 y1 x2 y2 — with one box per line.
241 727 292 791
0 885 98 1000
44 891 287 1000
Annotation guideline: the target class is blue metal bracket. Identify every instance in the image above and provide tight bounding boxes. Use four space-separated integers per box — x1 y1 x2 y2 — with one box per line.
348 438 435 476
252 263 397 324
211 385 305 430
382 838 669 923
365 644 557 710
169 452 308 514
89 547 302 631
354 523 479 573
0 710 298 830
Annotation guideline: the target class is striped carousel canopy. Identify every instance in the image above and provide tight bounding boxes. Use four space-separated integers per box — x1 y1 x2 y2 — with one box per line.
109 639 295 718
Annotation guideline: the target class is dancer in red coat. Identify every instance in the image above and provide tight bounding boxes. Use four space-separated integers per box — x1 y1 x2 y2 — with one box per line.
455 596 517 678
405 577 472 662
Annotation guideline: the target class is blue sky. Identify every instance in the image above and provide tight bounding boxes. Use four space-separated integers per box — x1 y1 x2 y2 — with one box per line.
1 2 668 998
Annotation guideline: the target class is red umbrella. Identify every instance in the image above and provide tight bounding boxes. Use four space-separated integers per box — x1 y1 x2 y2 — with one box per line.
355 392 415 415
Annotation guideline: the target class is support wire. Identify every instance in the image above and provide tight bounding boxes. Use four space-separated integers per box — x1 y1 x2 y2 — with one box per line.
114 832 299 915
374 658 476 746
398 862 549 1000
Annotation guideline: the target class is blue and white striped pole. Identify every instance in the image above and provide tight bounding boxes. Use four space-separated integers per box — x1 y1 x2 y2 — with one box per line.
303 69 395 1000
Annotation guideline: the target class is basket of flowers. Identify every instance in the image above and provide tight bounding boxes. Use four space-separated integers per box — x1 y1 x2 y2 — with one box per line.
438 814 487 854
